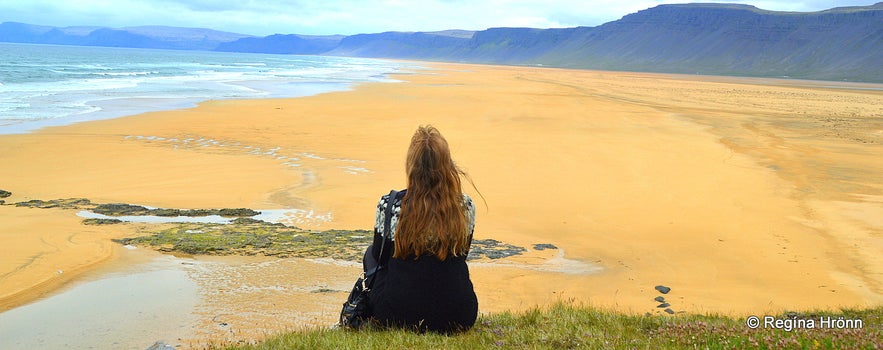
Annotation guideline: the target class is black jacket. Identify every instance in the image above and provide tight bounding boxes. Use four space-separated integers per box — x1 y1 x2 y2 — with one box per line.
362 191 478 333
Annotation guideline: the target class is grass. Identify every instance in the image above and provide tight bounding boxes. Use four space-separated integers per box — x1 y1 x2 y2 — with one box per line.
214 302 882 350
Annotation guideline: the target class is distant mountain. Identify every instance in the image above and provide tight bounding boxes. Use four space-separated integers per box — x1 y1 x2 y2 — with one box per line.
1 2 881 82
325 2 883 82
121 26 252 50
532 3 883 81
0 22 52 42
329 31 468 58
216 34 343 54
0 22 251 50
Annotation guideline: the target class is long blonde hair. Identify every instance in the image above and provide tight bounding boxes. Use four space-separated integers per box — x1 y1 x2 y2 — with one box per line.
394 125 470 261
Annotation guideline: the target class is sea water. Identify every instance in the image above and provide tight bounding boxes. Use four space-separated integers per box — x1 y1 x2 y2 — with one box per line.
0 42 412 134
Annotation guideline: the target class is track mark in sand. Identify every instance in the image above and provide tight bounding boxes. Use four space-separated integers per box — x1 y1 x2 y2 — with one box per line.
39 237 62 252
471 248 601 275
125 134 373 221
123 134 372 175
0 253 47 281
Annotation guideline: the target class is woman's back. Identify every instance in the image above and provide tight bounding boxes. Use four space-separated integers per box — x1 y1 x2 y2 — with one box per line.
367 191 478 333
360 125 479 333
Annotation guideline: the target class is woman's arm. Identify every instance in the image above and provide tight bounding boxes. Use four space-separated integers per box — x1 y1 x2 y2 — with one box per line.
463 193 476 250
370 195 386 262
371 191 402 263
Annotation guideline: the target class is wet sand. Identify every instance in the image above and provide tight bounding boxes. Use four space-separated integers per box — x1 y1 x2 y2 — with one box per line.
1 63 881 346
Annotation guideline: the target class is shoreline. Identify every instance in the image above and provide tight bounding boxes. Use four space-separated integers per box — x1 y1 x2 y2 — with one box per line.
1 62 881 346
0 43 414 136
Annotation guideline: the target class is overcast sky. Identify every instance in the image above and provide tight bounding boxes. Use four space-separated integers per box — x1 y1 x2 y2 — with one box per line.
0 0 875 36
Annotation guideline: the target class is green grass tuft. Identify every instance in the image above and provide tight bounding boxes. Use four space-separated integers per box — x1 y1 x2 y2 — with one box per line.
214 302 881 349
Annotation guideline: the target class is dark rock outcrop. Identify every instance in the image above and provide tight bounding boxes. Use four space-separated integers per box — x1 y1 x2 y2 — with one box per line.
655 285 672 294
468 239 527 260
83 218 124 225
533 243 558 251
91 203 260 217
217 208 260 217
93 203 152 216
15 198 92 209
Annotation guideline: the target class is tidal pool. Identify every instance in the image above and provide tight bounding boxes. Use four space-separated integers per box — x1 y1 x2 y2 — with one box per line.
0 250 201 350
0 246 360 349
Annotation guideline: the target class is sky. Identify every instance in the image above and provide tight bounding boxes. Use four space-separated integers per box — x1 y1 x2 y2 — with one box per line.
0 0 876 36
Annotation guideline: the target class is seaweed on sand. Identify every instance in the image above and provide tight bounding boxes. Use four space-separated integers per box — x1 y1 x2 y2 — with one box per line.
114 221 373 261
115 222 531 261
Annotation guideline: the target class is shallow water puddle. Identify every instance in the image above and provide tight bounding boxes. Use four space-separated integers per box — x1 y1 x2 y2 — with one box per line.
0 247 361 349
0 251 201 350
182 255 358 347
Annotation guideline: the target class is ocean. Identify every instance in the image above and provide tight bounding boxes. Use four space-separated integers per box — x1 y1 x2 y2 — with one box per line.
0 42 412 134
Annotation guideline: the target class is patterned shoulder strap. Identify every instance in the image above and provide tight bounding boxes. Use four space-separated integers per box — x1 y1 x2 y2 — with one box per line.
364 189 399 283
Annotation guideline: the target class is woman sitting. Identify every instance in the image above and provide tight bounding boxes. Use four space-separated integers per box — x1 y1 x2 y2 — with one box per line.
362 125 479 333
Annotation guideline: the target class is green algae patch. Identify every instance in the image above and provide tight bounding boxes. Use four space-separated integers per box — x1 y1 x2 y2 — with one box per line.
114 221 531 262
115 222 373 261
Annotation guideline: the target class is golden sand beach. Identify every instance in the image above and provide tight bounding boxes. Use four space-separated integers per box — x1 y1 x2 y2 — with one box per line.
1 63 881 345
